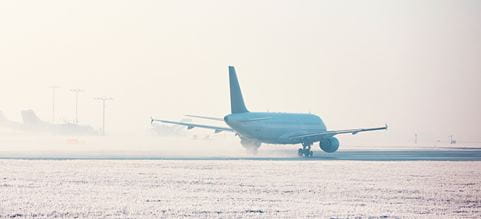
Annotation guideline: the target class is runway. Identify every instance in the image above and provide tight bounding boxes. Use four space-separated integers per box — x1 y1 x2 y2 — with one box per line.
1 148 480 161
309 148 481 161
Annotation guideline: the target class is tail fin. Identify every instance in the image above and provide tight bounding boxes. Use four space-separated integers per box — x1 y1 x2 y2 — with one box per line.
21 110 42 124
0 111 6 122
229 66 249 114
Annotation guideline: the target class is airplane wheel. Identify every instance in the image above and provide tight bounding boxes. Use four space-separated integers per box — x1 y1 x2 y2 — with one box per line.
309 151 313 157
297 149 303 157
241 138 261 155
246 147 258 155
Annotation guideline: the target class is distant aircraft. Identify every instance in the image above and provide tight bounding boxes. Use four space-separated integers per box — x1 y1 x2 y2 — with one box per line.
0 110 24 131
150 119 191 137
0 110 98 136
152 66 387 157
21 110 99 136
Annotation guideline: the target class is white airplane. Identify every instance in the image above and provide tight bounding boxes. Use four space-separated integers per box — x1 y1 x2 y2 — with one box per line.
152 66 387 157
0 110 98 136
20 110 98 135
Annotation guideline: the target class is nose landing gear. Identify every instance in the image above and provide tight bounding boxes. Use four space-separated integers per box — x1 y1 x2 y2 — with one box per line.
298 142 313 157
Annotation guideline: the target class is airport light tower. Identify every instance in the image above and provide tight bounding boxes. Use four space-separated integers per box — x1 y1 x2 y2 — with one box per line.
94 97 113 136
449 135 456 144
70 89 84 124
49 86 60 123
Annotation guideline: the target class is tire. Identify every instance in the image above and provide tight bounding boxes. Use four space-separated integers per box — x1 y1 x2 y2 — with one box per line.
246 147 258 155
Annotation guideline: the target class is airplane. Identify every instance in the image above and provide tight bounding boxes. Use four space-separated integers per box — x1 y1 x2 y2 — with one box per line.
0 110 98 136
152 66 387 157
0 110 24 131
21 110 99 136
150 119 191 137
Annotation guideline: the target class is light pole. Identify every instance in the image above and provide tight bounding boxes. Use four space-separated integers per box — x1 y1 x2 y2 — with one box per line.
70 89 84 124
49 86 60 123
449 135 456 144
94 97 113 135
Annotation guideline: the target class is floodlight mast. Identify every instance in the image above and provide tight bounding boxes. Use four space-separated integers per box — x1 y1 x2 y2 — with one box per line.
49 86 60 123
70 89 84 124
94 97 113 135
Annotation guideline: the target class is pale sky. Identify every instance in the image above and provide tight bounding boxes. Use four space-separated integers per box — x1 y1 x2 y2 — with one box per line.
1 0 480 145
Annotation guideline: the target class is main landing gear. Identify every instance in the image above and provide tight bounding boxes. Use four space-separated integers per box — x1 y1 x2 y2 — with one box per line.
241 138 261 155
298 142 313 157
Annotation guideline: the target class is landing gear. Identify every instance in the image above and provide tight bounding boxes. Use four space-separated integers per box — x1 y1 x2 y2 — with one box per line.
245 146 259 155
298 142 313 157
240 138 261 155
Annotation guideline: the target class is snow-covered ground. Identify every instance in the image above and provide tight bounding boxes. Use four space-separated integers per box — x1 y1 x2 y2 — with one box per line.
0 160 480 218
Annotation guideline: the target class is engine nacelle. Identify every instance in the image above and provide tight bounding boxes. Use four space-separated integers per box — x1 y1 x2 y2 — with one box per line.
319 137 340 153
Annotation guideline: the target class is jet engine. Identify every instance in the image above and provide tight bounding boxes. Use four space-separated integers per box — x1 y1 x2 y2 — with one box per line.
319 137 339 153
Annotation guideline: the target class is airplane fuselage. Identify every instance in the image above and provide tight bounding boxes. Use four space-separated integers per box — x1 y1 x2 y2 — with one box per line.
224 112 327 144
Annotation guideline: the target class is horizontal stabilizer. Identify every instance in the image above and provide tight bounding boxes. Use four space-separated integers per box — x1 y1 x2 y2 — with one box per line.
185 115 224 121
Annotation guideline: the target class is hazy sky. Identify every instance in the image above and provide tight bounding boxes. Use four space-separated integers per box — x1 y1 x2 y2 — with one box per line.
1 0 480 144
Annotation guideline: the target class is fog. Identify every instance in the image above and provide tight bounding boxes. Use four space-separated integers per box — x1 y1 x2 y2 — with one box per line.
1 0 480 148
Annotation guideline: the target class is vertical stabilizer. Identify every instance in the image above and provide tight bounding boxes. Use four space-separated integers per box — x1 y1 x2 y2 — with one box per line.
229 66 249 114
21 110 42 124
0 111 6 122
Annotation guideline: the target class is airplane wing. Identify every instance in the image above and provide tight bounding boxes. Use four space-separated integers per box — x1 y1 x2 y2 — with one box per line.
289 124 388 140
151 118 234 133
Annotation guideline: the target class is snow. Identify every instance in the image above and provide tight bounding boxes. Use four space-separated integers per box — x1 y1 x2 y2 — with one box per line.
0 160 480 218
